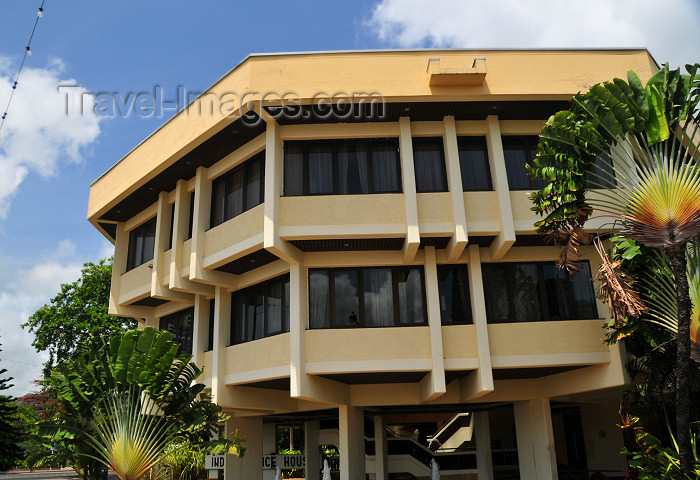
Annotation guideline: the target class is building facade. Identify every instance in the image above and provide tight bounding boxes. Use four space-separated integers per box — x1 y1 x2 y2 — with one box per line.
88 50 659 480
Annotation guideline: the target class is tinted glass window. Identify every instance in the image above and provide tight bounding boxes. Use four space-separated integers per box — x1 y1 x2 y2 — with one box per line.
413 139 447 192
284 139 401 195
502 136 545 190
230 274 290 345
126 217 156 271
438 265 473 324
310 267 426 328
207 299 215 352
482 262 597 323
458 137 492 191
159 308 194 355
210 152 265 228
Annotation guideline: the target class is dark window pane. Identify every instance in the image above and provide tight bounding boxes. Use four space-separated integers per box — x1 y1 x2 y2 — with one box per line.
414 140 447 192
334 270 360 326
588 152 616 188
232 293 246 345
309 270 330 329
168 203 175 250
207 299 215 351
503 137 545 190
284 143 304 195
308 144 333 194
284 278 290 333
246 157 263 208
266 280 283 335
227 168 245 218
127 218 156 270
458 137 492 191
372 143 400 193
438 265 473 324
364 268 394 327
248 287 265 341
211 176 227 227
337 143 369 194
187 191 195 240
160 308 193 355
397 268 425 324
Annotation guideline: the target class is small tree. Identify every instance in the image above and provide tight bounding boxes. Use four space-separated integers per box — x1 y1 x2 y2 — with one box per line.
0 342 25 471
22 258 136 376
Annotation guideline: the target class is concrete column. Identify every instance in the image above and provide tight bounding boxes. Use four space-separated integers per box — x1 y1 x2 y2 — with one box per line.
474 412 494 480
373 416 388 480
212 286 231 405
339 406 365 480
399 117 420 263
461 245 493 400
192 294 210 368
108 222 128 314
190 166 212 280
443 116 469 261
514 398 557 480
226 416 263 480
305 421 321 480
151 191 171 297
289 261 308 398
262 423 277 480
484 115 515 260
170 179 189 286
420 246 446 402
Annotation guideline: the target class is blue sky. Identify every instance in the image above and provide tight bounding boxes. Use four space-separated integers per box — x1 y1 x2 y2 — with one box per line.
1 0 699 395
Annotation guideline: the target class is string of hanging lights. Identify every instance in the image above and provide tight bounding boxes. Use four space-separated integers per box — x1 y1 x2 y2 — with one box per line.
0 1 47 143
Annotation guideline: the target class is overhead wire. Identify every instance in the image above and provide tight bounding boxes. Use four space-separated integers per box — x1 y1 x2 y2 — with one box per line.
0 1 47 143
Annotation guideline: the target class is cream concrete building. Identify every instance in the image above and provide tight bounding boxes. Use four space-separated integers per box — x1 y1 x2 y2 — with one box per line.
88 49 659 480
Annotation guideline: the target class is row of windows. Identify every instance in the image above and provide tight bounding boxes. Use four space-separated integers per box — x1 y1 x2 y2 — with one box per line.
125 135 613 271
177 262 597 349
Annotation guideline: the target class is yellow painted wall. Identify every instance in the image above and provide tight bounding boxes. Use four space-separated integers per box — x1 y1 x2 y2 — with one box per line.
305 327 431 362
509 191 538 231
203 205 264 257
224 333 290 374
441 325 479 359
279 194 406 228
464 192 501 233
119 263 151 301
201 350 213 381
417 193 453 226
488 320 609 356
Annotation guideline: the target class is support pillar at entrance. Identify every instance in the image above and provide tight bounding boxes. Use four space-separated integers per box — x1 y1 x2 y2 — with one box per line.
339 406 365 480
474 412 493 480
514 398 557 480
373 416 388 480
226 416 263 480
305 421 321 480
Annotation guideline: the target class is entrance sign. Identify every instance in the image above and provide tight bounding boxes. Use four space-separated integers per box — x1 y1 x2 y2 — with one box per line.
262 454 306 470
206 454 226 470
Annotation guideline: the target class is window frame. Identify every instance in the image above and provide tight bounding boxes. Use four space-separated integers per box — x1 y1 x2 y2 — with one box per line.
230 274 290 345
412 137 449 193
210 152 265 229
308 266 428 329
126 217 157 272
481 260 599 323
457 136 493 191
283 138 403 196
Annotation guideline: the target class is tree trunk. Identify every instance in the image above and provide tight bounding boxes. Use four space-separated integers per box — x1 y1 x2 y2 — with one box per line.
668 244 693 475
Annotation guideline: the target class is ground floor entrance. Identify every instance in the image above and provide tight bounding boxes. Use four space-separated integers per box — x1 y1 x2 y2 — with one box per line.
221 397 630 480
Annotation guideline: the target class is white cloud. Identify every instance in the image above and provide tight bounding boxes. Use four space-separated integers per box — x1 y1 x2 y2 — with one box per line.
0 240 83 396
0 57 101 219
367 0 700 70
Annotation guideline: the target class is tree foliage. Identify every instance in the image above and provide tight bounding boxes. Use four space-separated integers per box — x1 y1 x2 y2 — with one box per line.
22 258 136 376
0 342 25 471
33 328 242 480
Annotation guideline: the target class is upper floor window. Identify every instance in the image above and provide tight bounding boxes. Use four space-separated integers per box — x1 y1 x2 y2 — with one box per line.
126 217 156 271
231 274 290 345
167 191 195 250
458 137 492 191
309 267 426 329
211 152 264 228
284 139 402 196
413 138 448 192
502 136 546 191
160 307 194 355
438 265 473 324
481 261 597 323
207 299 215 352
